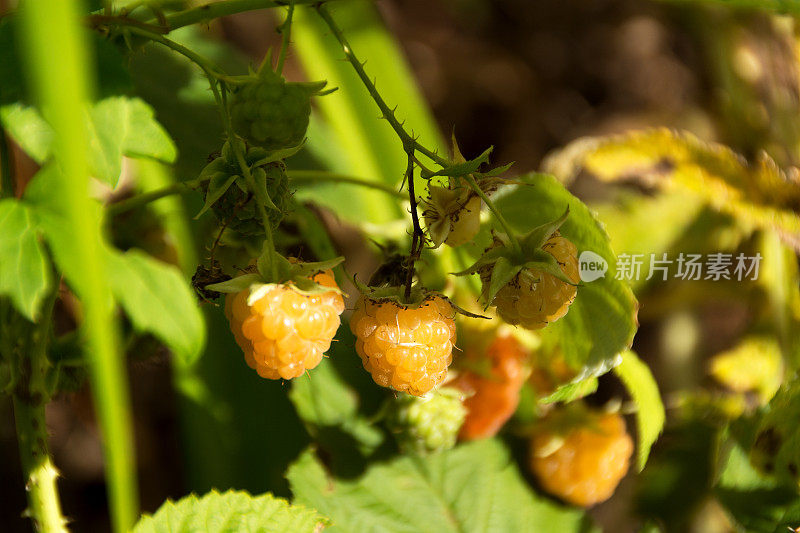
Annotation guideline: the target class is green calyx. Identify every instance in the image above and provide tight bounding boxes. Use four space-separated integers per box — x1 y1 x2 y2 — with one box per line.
196 139 297 236
204 253 345 298
455 207 578 308
389 388 467 454
229 65 330 150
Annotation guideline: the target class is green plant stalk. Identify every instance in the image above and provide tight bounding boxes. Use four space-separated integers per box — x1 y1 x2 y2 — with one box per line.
12 284 66 533
13 398 67 533
275 2 295 75
105 171 404 216
160 0 335 30
19 1 138 531
100 0 340 31
315 4 449 168
124 27 236 82
288 171 404 197
106 179 201 216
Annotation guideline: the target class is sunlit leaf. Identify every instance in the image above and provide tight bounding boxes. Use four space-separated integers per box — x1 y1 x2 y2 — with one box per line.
614 350 665 471
2 96 177 186
132 489 325 533
106 249 205 364
288 439 593 533
0 199 51 321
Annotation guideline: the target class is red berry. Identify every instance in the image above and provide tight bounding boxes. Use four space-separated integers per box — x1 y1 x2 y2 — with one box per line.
350 294 456 396
225 271 344 379
454 333 528 440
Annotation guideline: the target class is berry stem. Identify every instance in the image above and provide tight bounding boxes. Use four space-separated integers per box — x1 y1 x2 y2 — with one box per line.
275 2 295 75
123 27 237 84
288 171 405 198
315 4 449 168
404 153 424 300
103 0 342 31
463 173 522 255
105 170 405 217
106 178 202 216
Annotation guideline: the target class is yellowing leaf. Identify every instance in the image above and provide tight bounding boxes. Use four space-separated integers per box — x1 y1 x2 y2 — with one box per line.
549 128 800 251
709 336 783 404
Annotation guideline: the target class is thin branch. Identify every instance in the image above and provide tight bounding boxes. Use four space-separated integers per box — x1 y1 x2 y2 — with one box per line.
315 4 449 168
404 153 424 300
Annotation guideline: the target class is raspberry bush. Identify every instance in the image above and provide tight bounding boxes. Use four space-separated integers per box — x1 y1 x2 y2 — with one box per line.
1 0 798 532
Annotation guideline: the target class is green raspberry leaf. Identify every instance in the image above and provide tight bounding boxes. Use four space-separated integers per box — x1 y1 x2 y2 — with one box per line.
288 439 593 533
0 199 51 321
107 249 205 364
132 489 326 533
2 96 176 187
613 350 665 471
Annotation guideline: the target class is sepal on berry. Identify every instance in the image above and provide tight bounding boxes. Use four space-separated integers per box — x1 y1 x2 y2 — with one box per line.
456 208 577 308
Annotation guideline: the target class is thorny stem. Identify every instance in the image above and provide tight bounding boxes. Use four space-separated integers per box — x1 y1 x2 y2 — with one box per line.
88 0 336 33
12 283 67 533
315 5 449 168
123 27 236 83
275 2 295 75
404 154 424 300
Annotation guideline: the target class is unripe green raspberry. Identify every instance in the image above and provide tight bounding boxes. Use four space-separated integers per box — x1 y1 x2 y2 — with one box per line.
389 388 466 454
230 72 322 150
201 141 292 236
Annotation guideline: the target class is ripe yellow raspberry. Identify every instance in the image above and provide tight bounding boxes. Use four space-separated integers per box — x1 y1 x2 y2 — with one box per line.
485 232 579 329
454 333 528 440
529 411 633 507
350 295 457 396
224 271 344 379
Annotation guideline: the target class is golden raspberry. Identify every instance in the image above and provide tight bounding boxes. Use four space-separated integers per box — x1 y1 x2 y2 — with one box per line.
529 411 633 507
349 295 456 396
485 232 580 330
224 271 344 379
454 334 528 440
